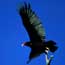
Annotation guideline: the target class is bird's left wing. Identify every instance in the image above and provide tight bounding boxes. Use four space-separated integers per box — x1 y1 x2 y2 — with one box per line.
18 3 45 42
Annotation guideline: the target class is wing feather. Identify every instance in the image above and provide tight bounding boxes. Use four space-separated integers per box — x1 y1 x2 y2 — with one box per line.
19 3 45 42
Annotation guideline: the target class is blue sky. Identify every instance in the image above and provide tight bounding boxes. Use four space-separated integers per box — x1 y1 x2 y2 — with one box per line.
0 0 65 65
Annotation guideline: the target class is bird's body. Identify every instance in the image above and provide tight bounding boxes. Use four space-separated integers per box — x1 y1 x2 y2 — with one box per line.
18 2 58 64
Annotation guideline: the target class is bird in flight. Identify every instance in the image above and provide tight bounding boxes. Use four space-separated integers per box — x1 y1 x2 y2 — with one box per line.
18 2 58 64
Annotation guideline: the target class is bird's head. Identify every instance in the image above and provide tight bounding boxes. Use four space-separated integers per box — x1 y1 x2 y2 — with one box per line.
21 42 32 47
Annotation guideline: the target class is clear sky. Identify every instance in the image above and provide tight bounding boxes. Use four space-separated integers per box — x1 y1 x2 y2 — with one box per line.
0 0 65 65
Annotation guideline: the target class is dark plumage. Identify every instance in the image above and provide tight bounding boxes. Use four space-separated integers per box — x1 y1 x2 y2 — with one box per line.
18 2 58 64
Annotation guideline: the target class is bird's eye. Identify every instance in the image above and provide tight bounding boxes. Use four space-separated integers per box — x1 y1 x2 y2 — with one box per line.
30 43 32 45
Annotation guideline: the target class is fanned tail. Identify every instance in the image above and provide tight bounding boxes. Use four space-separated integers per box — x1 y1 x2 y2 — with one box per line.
46 40 58 52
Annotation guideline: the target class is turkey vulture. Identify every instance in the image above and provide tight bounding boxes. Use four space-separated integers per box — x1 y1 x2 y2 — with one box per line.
18 2 58 64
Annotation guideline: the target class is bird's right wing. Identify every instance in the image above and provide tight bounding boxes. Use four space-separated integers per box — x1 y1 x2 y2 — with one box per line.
18 3 45 42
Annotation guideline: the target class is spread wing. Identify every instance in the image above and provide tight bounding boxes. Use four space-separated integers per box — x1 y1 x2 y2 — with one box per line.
19 3 45 42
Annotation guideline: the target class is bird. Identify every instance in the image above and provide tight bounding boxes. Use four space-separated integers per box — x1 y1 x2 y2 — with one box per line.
18 2 58 64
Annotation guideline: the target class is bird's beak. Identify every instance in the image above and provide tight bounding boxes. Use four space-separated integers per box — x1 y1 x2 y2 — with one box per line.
21 43 25 47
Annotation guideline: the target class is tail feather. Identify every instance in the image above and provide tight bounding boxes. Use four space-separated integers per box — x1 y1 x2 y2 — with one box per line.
46 40 58 52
